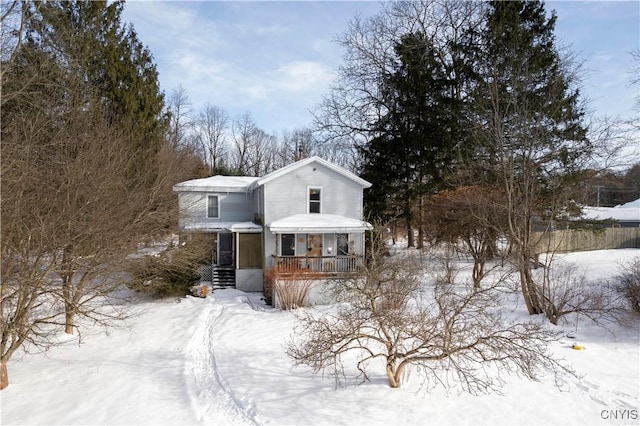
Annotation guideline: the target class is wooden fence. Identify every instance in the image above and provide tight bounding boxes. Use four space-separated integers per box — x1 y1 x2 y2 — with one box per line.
533 227 640 253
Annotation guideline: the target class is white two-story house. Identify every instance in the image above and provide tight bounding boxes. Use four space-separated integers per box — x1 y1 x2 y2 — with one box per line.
173 156 372 302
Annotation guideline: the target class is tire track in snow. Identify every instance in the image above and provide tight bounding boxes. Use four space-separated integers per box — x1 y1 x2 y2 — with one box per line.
184 301 258 425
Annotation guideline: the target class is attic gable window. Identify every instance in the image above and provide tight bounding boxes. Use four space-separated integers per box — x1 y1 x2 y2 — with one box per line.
308 187 321 214
207 195 219 219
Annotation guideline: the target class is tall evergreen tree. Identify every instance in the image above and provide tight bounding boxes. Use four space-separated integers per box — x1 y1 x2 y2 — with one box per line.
360 33 468 247
468 1 589 316
26 0 167 161
1 1 173 389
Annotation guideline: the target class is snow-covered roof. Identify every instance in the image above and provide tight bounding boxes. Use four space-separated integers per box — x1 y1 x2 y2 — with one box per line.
269 214 372 233
582 198 640 222
173 157 371 193
173 176 259 193
250 156 372 190
182 221 262 233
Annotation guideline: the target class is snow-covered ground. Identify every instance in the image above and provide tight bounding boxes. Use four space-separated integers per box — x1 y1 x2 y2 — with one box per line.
2 249 639 425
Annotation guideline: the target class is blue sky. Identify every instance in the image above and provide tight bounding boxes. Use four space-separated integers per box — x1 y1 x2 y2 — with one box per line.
122 1 639 136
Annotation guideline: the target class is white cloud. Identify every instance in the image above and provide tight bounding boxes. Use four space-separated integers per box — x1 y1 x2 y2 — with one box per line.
122 1 637 135
274 61 337 93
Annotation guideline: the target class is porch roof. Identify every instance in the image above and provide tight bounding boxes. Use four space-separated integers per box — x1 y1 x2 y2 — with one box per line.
268 214 372 233
173 176 259 193
182 221 263 233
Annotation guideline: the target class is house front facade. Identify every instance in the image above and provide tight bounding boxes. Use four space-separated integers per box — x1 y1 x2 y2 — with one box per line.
173 156 372 301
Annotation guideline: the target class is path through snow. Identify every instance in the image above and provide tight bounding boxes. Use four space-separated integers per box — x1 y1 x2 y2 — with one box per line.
183 300 257 425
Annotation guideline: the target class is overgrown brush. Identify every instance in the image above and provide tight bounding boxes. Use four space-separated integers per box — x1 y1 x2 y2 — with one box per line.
127 236 213 298
614 257 640 314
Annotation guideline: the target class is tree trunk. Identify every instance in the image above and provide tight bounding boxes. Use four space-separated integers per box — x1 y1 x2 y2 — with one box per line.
65 310 75 334
386 360 402 388
472 257 483 291
406 208 415 248
519 251 543 315
0 359 8 390
61 246 76 334
416 196 424 249
406 223 414 248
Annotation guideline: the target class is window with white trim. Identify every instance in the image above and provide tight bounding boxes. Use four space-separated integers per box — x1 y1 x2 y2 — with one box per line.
308 187 321 214
207 195 219 219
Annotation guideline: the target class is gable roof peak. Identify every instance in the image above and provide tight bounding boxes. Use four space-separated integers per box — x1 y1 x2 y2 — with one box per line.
251 156 371 189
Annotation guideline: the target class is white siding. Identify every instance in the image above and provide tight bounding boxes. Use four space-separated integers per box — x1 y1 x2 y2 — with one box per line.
178 191 256 229
264 231 277 268
262 163 364 224
236 269 263 292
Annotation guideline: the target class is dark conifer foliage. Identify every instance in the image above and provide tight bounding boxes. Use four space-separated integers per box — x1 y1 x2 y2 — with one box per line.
24 0 168 159
465 0 590 315
360 32 470 246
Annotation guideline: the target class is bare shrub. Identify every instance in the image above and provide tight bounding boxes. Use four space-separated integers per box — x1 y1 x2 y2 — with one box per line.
273 279 315 310
423 187 507 290
433 243 459 287
287 245 574 393
264 264 323 309
613 257 640 314
537 260 621 326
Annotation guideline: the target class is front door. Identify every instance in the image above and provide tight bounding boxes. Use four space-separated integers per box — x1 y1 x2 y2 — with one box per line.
218 233 233 267
307 234 323 256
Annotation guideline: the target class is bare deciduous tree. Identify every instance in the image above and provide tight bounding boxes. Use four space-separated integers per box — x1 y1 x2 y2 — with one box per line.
195 103 229 175
1 1 189 390
247 128 278 177
287 239 574 392
230 112 258 175
423 186 507 290
166 85 195 149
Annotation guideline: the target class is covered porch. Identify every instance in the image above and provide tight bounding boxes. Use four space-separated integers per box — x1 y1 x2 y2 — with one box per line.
274 254 364 274
267 214 371 275
182 221 263 290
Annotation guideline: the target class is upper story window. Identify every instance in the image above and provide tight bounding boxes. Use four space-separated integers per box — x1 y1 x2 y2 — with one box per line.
308 187 321 214
207 195 219 219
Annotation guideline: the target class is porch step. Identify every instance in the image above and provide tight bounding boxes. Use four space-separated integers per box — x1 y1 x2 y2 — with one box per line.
212 267 235 288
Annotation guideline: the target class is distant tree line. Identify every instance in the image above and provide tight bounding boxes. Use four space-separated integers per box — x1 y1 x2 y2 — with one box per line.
579 164 640 207
164 86 354 178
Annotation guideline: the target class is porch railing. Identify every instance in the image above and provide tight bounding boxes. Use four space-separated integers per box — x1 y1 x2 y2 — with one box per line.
272 255 364 274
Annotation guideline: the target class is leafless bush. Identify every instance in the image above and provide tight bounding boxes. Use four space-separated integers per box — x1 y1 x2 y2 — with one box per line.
273 279 315 310
287 246 574 393
423 187 507 290
433 243 459 287
537 260 621 326
264 260 327 309
613 257 640 314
